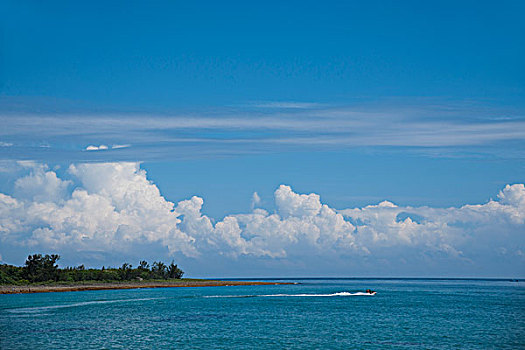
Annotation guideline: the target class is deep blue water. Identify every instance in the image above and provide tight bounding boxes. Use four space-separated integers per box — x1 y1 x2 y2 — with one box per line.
1 279 524 349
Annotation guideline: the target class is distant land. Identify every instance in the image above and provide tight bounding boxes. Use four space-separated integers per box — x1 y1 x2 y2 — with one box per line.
0 253 290 294
0 280 290 294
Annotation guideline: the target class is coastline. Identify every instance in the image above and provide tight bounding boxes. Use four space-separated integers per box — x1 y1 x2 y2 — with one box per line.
0 280 292 294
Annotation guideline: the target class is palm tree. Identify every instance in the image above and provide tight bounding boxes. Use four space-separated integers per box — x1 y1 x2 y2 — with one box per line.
138 260 149 270
168 261 184 279
118 263 133 280
151 261 167 279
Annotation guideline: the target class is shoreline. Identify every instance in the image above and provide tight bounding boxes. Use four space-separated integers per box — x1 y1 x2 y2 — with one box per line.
0 280 293 295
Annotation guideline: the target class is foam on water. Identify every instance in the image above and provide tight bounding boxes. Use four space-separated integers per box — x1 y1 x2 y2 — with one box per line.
7 297 160 314
204 291 375 298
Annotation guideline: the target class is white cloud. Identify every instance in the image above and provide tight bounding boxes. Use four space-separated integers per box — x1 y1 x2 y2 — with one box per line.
86 144 109 151
0 162 523 276
14 164 71 204
338 184 525 262
0 162 196 257
251 192 261 209
84 144 130 152
0 142 13 147
275 185 322 218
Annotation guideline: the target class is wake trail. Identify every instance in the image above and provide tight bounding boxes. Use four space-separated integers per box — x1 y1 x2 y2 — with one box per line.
6 297 161 314
204 291 376 298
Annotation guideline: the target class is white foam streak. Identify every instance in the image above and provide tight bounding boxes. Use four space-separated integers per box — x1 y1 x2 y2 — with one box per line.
261 292 375 297
204 291 375 298
7 297 160 314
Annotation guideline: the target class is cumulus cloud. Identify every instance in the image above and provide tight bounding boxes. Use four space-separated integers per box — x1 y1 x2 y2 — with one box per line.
13 163 71 204
0 162 196 258
0 162 523 276
86 144 109 151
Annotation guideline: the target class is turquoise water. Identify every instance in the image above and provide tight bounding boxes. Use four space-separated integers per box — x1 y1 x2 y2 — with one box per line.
1 279 523 349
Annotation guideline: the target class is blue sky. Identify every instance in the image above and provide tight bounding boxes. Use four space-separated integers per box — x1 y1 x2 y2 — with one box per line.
0 1 524 277
2 0 524 107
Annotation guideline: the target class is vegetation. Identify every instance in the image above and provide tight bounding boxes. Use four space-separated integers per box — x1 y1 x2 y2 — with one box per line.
0 254 184 285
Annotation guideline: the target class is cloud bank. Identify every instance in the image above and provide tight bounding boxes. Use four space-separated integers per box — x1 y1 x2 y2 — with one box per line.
0 162 523 276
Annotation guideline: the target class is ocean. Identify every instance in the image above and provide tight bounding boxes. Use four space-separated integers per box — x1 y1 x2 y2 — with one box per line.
1 278 523 349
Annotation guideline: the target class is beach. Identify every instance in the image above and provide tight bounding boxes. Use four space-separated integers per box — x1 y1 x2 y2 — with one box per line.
0 280 290 294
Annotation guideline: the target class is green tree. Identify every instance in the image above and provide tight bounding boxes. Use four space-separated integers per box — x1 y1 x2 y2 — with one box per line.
167 261 184 279
138 260 149 270
24 254 60 282
0 268 16 284
151 261 167 279
118 263 133 280
1 254 187 285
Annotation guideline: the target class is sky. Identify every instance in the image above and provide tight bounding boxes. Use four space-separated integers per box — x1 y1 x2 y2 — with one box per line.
0 1 524 277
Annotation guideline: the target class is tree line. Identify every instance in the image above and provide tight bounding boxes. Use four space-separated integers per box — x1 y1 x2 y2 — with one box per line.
0 254 184 284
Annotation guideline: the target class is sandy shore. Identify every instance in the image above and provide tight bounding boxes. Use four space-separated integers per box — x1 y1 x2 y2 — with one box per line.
0 280 291 294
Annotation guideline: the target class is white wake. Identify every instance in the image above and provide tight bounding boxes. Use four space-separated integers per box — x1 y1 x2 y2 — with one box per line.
7 297 160 314
205 291 376 298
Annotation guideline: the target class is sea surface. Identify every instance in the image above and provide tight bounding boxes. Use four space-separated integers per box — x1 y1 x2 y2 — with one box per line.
0 278 523 349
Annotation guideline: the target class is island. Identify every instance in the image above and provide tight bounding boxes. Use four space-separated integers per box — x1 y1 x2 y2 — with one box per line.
0 254 290 294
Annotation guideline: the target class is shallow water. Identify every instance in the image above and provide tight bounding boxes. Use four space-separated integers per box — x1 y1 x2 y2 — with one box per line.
1 279 523 349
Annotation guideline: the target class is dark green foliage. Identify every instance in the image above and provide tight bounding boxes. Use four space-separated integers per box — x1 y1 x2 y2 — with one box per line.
168 261 184 279
0 255 185 285
24 254 60 282
151 261 167 279
0 264 24 283
138 260 149 270
118 263 134 280
0 269 16 284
